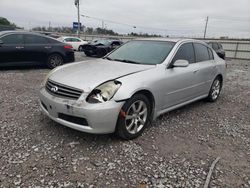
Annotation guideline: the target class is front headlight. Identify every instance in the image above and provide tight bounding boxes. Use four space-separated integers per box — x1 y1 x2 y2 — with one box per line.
87 80 121 103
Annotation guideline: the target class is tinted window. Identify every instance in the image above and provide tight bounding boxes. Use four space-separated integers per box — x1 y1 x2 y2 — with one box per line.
208 48 214 60
172 43 195 64
194 43 210 62
64 38 72 42
65 38 81 42
25 35 48 44
47 38 60 44
72 38 81 42
212 43 219 50
108 40 175 65
1 34 24 44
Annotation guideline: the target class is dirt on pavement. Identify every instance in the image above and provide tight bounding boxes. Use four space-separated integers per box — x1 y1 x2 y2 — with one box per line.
0 57 249 187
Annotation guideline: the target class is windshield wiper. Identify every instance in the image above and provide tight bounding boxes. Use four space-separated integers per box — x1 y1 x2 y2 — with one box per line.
113 59 142 64
103 57 114 61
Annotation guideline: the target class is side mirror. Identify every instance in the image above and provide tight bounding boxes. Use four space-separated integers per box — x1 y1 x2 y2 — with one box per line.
173 59 189 67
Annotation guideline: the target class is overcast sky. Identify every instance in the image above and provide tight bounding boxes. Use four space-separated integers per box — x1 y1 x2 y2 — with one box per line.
0 0 250 38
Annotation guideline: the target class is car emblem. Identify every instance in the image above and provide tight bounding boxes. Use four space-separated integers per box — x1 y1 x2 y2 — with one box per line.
51 86 58 93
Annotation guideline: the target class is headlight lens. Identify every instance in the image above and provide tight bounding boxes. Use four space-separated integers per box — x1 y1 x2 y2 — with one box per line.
87 81 121 103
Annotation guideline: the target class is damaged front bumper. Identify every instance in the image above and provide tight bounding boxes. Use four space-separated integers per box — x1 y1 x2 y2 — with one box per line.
39 87 125 134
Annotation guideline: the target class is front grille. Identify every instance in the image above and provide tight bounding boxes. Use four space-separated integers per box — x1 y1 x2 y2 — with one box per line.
58 113 88 126
46 79 83 100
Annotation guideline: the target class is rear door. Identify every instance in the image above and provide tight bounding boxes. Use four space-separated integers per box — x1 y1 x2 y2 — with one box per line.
0 34 25 64
23 34 51 63
193 43 217 94
162 42 201 108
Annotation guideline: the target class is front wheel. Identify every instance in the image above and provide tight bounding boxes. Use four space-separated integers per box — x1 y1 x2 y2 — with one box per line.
115 94 151 140
47 54 64 69
207 77 222 102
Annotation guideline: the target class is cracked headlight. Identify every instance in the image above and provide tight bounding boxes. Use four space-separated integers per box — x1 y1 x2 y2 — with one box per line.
87 80 121 103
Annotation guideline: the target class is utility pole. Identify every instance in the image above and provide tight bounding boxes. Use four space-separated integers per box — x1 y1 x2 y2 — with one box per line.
75 0 80 37
204 16 209 39
49 21 51 31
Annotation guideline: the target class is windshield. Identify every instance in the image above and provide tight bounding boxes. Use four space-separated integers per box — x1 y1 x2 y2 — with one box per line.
106 40 175 65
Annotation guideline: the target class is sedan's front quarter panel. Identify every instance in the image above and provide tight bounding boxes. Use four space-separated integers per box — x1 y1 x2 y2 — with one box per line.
113 65 166 117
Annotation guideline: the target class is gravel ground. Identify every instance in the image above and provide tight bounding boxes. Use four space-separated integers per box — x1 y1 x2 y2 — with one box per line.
0 53 249 188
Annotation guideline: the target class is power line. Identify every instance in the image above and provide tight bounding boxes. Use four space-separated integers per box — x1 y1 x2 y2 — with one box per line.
81 14 203 32
211 17 250 23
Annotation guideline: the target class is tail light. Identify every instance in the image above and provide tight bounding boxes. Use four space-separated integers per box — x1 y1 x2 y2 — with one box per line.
64 45 73 49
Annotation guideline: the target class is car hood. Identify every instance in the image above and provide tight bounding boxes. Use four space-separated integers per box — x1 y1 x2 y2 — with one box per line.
49 59 155 92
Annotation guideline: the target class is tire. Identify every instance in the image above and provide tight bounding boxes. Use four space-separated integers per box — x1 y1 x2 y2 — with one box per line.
47 53 64 69
207 76 222 102
115 94 152 140
85 52 92 57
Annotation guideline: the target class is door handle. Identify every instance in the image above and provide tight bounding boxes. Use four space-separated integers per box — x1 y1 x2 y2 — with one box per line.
44 46 52 49
16 46 24 49
193 70 199 73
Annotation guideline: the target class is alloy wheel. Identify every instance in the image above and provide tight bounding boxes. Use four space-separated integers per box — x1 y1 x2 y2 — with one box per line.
125 100 148 134
50 55 63 68
211 79 221 100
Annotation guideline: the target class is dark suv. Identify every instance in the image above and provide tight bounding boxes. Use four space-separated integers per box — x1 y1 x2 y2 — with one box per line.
0 31 75 69
207 41 225 59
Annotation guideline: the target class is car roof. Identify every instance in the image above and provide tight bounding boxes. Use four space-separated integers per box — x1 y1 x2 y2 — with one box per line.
135 37 209 45
0 30 47 37
60 36 81 39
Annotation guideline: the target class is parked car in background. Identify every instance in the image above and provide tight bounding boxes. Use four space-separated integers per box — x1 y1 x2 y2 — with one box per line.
39 38 226 140
57 36 88 51
0 31 75 69
207 41 225 59
81 39 123 57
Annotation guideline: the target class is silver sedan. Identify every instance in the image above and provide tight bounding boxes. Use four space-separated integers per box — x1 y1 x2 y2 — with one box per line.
39 38 226 139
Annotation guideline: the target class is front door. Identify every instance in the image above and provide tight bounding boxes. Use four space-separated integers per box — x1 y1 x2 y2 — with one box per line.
0 34 25 65
161 42 201 109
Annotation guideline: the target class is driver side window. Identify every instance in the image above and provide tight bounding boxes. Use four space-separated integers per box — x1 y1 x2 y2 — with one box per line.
172 43 195 64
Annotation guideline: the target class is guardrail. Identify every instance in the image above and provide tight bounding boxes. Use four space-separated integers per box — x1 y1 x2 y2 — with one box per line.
35 31 250 60
203 39 250 60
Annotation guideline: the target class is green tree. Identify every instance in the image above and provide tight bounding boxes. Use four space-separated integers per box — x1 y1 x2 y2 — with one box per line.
0 17 16 27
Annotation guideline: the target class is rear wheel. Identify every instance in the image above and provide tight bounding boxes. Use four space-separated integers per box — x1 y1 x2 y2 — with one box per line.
85 52 92 57
207 76 222 102
47 54 64 69
116 94 151 140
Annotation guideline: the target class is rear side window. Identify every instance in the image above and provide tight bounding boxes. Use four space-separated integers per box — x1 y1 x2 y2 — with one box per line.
24 35 48 44
208 48 214 60
194 43 210 62
1 34 24 44
47 38 61 44
72 38 81 42
64 38 72 42
172 43 195 64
